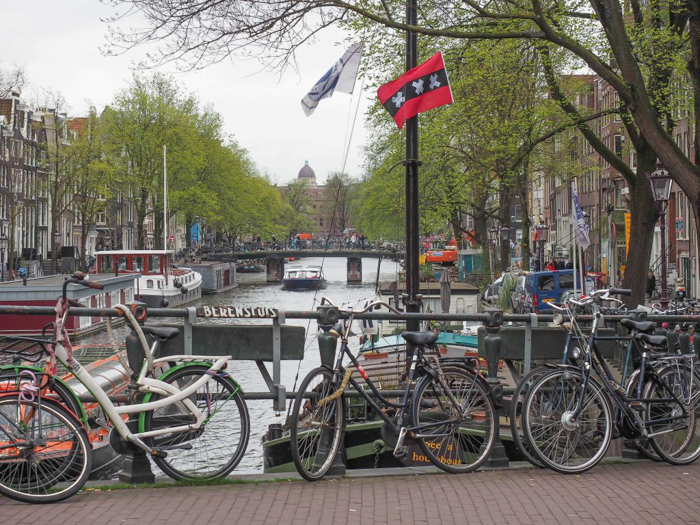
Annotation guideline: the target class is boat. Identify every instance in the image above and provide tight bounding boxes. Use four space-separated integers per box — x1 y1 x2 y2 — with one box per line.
95 250 202 308
0 274 136 337
237 263 265 273
281 265 327 291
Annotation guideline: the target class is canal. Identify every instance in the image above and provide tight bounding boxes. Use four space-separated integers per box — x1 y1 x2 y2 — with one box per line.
89 256 401 474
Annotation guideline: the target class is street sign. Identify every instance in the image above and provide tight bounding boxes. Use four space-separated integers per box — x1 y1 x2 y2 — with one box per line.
676 219 684 231
624 213 631 257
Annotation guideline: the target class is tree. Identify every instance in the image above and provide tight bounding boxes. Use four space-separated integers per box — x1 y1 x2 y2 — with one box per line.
324 172 356 235
107 0 700 294
281 178 315 237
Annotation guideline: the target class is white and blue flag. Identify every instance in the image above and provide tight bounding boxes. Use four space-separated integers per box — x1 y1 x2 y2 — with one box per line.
571 178 591 250
301 43 363 116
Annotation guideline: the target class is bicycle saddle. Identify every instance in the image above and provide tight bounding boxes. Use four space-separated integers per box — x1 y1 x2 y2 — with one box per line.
620 318 655 333
141 326 181 340
635 333 667 347
402 331 439 346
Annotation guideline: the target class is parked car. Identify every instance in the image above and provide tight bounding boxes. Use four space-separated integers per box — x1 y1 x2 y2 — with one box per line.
484 272 517 305
511 270 585 313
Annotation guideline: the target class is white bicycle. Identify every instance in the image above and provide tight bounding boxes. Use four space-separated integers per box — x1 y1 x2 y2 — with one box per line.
0 272 249 503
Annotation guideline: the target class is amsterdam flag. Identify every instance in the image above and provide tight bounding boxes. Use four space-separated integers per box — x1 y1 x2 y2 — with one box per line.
377 52 453 129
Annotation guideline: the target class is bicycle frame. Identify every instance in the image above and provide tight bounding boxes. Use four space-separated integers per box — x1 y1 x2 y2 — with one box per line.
331 336 472 439
47 305 232 454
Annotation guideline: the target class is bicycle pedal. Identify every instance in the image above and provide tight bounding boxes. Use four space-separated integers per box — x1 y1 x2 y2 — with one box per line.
393 446 408 459
150 449 168 459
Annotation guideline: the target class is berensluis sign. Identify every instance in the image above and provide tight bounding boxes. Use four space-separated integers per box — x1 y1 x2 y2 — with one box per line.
198 306 278 318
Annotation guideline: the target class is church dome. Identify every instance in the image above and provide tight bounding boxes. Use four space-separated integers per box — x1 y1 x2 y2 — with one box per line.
298 160 316 179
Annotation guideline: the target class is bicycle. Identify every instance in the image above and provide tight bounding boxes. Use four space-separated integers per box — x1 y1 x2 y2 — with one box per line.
289 298 496 481
0 272 250 503
521 287 700 474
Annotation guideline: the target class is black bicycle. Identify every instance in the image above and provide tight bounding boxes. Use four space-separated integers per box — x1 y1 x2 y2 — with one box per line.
521 288 700 473
289 298 496 481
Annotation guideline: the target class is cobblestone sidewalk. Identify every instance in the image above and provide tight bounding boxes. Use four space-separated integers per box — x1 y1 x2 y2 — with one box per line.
2 462 699 525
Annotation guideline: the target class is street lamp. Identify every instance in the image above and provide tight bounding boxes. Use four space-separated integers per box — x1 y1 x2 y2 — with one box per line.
0 233 7 282
535 223 549 271
54 229 61 275
500 226 510 270
488 226 498 276
647 162 672 309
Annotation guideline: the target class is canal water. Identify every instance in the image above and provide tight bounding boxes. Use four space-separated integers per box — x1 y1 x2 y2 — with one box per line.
90 257 401 474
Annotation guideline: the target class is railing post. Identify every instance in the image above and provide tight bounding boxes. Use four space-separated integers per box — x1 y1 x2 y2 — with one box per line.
482 308 509 468
119 301 155 484
315 304 345 476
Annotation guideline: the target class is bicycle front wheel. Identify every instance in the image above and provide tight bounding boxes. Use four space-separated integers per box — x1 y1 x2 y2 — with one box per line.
142 365 250 480
0 396 92 504
523 368 612 474
412 366 496 473
290 366 345 481
645 365 700 465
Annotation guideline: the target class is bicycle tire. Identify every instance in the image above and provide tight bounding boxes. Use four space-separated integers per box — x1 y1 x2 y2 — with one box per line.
624 368 662 461
142 365 250 480
0 395 92 504
645 366 700 465
510 367 547 468
290 366 345 481
523 368 613 474
411 365 496 473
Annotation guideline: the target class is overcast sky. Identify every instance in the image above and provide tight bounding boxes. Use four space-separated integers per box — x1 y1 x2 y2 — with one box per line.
1 0 372 185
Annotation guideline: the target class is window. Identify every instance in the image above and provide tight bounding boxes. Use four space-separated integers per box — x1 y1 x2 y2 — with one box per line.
558 273 574 290
147 280 153 289
514 204 522 221
537 275 556 291
101 256 115 273
614 135 623 157
147 255 161 273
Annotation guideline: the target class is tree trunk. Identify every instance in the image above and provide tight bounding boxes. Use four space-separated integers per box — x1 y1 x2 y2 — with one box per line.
622 150 658 306
519 164 531 272
79 214 87 271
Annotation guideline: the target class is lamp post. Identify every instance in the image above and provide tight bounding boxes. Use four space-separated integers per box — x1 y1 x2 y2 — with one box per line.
647 162 672 310
488 226 498 277
54 229 61 275
0 233 7 282
535 223 549 271
500 225 510 271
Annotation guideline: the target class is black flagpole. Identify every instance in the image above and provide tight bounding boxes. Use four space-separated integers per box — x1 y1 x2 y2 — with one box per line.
404 0 420 371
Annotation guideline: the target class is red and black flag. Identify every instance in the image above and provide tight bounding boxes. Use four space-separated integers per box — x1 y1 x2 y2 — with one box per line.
377 52 453 129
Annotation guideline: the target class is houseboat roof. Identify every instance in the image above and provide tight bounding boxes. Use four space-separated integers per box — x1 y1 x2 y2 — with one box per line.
97 250 174 256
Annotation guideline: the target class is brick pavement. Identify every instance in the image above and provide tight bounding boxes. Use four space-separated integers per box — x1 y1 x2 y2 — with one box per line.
1 462 700 525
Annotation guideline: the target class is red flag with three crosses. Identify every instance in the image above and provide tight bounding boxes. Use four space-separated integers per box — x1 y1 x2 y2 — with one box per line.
377 52 453 129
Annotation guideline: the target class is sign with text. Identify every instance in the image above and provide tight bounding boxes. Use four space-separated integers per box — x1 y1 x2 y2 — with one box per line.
624 213 631 257
198 306 278 318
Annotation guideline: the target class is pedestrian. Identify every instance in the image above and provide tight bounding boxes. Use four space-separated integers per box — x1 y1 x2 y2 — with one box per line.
565 257 574 269
646 269 656 300
546 259 556 271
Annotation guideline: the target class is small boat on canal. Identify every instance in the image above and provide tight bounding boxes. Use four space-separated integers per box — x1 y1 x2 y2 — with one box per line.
281 265 327 291
95 250 202 308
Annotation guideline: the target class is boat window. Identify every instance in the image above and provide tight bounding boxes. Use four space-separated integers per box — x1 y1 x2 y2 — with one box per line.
117 257 127 271
101 256 114 273
456 297 465 314
147 255 161 274
132 256 145 273
147 280 153 289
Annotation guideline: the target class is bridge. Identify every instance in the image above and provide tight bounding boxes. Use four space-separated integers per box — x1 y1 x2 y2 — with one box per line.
204 250 404 283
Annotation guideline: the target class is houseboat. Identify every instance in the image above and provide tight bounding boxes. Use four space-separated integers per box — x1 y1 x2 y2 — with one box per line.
95 250 202 308
0 274 136 336
281 265 327 291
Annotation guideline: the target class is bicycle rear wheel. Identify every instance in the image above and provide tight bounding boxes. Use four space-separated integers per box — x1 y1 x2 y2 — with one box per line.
142 365 250 480
523 368 612 474
0 367 83 420
412 366 496 473
645 366 700 465
290 366 345 481
0 396 92 504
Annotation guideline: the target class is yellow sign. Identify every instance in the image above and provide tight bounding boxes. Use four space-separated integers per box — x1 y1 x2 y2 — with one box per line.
624 213 631 257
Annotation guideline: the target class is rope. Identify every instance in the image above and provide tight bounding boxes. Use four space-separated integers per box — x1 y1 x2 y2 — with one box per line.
317 368 353 407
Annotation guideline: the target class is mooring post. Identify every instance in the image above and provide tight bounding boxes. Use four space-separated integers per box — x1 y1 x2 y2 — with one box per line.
346 257 362 283
266 256 284 283
119 301 156 484
482 308 509 467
